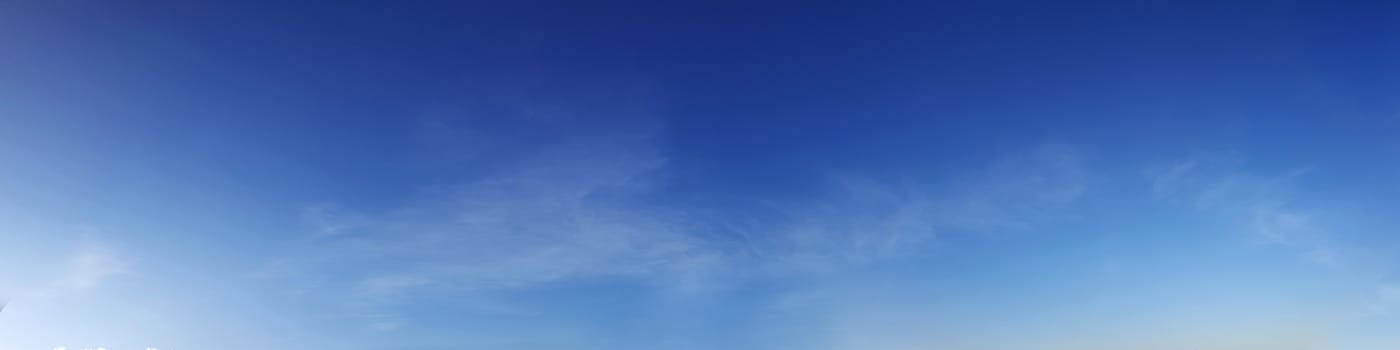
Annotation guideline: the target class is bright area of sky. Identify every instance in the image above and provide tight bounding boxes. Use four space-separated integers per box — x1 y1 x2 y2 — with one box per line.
2 2 1400 350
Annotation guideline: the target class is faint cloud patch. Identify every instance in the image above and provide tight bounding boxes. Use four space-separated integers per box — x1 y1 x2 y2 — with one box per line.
1365 284 1400 316
1302 246 1343 269
360 274 435 297
63 240 130 290
369 321 400 332
1145 154 1336 266
735 145 1088 273
288 133 721 300
934 145 1086 231
281 143 1093 303
1255 210 1312 244
301 204 374 238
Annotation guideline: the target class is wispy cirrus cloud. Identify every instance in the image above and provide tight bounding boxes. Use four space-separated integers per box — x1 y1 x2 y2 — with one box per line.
272 136 1092 316
257 76 1095 336
734 145 1087 273
1145 153 1400 327
285 133 719 298
3 234 131 300
62 241 130 290
1365 284 1400 317
1146 154 1333 259
300 205 375 238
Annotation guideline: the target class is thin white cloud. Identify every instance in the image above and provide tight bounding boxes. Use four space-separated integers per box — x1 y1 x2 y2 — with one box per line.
1303 246 1344 268
1145 154 1335 265
274 141 1092 310
1366 284 1400 316
1255 209 1312 244
301 205 375 238
931 145 1087 231
63 242 130 290
246 138 1396 349
284 133 718 300
753 145 1086 273
1144 154 1400 342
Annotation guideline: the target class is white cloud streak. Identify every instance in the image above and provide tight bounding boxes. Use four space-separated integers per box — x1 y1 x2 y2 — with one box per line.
1145 153 1400 329
1366 284 1400 316
287 134 720 300
1146 154 1333 261
275 138 1090 311
63 242 129 290
748 145 1086 273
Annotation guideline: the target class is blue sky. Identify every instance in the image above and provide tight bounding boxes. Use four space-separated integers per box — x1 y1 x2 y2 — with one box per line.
2 2 1400 349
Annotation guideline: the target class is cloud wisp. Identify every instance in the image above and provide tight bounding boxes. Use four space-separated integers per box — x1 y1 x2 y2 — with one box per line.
271 137 1092 316
1146 154 1335 262
282 134 716 298
732 145 1087 274
62 242 130 291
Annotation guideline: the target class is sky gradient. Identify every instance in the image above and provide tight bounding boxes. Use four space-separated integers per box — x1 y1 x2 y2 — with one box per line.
3 2 1400 350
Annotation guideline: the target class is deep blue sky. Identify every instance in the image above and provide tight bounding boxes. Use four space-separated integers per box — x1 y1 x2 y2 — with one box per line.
3 2 1400 350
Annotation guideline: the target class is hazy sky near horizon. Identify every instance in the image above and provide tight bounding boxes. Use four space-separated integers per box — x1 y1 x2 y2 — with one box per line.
3 2 1400 350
